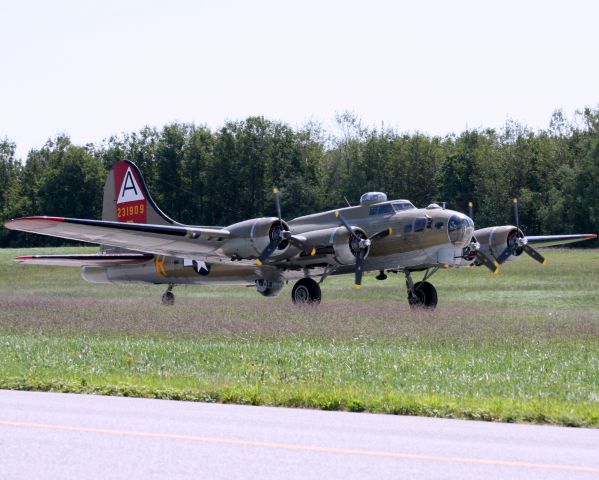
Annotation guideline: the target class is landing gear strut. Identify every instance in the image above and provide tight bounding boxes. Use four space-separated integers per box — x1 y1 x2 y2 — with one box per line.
291 278 322 305
405 269 438 309
162 283 175 306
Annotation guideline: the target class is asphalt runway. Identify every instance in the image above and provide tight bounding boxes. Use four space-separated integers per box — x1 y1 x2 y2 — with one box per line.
1 390 598 479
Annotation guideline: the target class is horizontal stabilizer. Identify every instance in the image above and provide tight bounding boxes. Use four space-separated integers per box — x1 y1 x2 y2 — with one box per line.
14 253 154 267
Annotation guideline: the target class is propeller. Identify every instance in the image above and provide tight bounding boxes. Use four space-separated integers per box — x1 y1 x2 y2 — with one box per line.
335 211 392 288
495 198 547 265
256 188 316 266
475 248 500 273
465 200 500 274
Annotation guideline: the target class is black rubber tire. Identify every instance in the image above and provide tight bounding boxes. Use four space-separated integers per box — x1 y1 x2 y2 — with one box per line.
257 284 284 297
408 281 437 309
161 291 175 306
258 287 278 297
291 278 322 305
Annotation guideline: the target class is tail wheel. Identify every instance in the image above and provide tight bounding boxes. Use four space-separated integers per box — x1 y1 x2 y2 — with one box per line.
162 291 175 306
291 278 322 305
408 281 437 309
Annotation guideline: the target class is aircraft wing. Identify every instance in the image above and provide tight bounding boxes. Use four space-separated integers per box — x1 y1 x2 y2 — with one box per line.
526 234 596 248
13 253 154 267
5 216 235 262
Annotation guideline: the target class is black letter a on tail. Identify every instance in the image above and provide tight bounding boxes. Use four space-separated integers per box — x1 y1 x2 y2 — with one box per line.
118 167 144 203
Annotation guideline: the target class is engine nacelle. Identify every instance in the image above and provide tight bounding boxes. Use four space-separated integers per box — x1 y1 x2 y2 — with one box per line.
222 217 290 260
474 226 523 262
302 226 368 265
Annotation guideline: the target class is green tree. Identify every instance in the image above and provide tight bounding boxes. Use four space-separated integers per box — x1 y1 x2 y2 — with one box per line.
0 138 22 246
37 136 106 219
154 123 188 220
182 126 214 224
436 130 479 213
206 123 241 225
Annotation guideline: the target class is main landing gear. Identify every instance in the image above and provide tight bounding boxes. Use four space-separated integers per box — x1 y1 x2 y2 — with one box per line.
288 270 439 309
291 278 322 305
162 283 175 306
405 269 438 309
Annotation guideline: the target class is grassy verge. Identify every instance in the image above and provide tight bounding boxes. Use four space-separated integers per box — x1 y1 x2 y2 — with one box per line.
1 247 598 426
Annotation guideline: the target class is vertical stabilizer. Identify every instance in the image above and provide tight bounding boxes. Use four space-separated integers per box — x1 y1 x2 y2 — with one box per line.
102 160 178 226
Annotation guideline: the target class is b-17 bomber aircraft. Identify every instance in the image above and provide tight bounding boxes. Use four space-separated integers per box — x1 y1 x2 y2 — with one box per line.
5 160 597 308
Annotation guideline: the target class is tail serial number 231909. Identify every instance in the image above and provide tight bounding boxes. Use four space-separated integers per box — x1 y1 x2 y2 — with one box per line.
117 204 145 219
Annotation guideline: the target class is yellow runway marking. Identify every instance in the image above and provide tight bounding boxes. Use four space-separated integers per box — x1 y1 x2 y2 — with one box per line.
1 419 599 474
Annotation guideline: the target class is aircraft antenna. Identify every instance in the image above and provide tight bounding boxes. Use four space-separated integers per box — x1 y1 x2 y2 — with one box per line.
343 196 352 207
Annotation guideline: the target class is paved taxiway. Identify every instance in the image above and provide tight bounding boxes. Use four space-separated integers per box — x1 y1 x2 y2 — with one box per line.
1 389 598 479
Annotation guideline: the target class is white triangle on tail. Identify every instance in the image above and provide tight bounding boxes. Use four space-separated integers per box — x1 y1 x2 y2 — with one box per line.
118 167 144 203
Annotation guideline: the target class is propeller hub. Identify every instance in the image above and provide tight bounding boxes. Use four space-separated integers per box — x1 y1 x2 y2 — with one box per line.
515 236 528 247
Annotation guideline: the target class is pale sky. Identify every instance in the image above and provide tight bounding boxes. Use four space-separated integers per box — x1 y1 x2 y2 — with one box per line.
1 0 598 159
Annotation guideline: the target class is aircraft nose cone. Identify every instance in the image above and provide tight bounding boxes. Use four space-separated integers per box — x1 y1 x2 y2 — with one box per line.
448 214 474 247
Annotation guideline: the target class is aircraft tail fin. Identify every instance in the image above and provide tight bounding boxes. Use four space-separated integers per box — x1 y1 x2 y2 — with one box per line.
102 160 178 226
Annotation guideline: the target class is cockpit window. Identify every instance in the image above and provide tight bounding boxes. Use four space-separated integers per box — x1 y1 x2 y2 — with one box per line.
379 204 394 215
392 202 415 212
369 204 395 216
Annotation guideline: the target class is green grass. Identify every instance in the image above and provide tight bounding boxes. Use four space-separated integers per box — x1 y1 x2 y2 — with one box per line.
0 247 598 426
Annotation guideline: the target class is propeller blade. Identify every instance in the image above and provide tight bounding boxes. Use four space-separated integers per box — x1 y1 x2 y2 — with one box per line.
288 236 317 256
335 211 356 238
274 188 282 228
468 201 474 225
523 244 547 265
256 238 280 266
495 245 513 264
475 250 500 274
513 198 520 232
369 227 392 241
354 249 366 288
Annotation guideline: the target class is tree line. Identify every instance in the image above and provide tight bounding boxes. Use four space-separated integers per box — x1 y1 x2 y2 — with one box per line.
1 108 598 247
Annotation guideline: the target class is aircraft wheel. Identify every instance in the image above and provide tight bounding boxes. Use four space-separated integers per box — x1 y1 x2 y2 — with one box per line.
408 281 437 309
162 291 175 306
291 278 321 305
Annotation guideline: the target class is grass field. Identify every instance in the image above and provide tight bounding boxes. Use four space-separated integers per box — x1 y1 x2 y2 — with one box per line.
1 247 598 426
